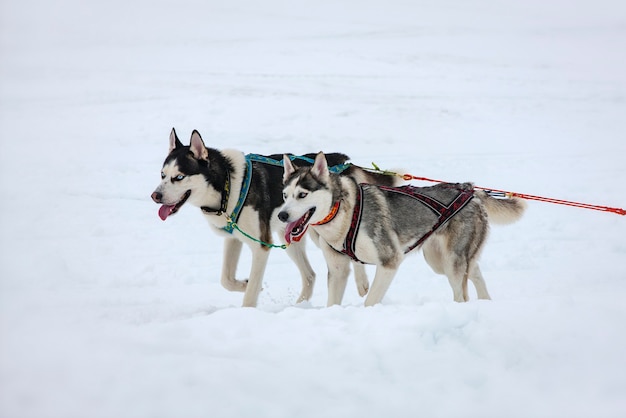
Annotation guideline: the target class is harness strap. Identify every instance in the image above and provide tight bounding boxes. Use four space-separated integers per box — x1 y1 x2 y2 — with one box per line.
247 154 352 174
221 158 252 233
341 185 365 263
340 184 475 264
385 185 474 253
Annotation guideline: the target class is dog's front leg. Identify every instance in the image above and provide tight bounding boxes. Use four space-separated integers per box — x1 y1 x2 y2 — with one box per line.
320 241 351 306
309 229 368 298
352 262 369 297
241 246 270 307
364 266 398 307
220 238 247 292
285 240 316 303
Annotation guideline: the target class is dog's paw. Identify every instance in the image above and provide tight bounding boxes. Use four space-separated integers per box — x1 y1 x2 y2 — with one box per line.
357 281 369 297
221 277 248 292
296 284 314 303
296 291 312 304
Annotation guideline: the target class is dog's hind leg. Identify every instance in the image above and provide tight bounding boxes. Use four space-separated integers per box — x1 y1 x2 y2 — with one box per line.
285 240 316 303
468 264 491 300
220 238 247 292
443 256 471 303
462 270 469 302
424 238 472 302
241 246 271 307
364 265 398 307
423 238 444 275
353 262 369 297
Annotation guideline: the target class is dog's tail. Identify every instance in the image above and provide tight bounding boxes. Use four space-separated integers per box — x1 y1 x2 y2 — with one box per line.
476 190 527 225
346 165 404 187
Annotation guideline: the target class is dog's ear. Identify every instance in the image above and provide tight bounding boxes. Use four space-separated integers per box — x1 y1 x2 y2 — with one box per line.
311 152 330 183
283 154 296 183
169 128 183 152
189 130 209 161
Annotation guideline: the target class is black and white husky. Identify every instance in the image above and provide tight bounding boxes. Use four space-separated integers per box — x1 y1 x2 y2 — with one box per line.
278 152 526 306
151 129 398 307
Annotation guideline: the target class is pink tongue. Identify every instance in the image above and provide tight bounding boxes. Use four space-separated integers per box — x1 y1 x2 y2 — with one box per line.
284 221 296 244
285 220 305 244
284 219 310 244
158 205 175 221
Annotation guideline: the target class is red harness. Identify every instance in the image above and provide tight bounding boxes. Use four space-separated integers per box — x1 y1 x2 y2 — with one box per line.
341 183 475 263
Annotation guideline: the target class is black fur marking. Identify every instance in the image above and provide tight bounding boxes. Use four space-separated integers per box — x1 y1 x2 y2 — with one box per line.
165 145 233 208
297 172 327 192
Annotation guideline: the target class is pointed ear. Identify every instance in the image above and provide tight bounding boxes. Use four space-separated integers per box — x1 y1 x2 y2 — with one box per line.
311 152 329 183
283 154 296 184
169 128 183 153
189 130 209 161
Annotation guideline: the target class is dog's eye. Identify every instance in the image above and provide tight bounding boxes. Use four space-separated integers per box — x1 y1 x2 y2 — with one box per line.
172 175 186 182
297 192 308 199
282 192 287 201
161 172 166 179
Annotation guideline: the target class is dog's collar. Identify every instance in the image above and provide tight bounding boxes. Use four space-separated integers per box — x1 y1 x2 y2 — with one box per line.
312 201 341 226
201 169 231 216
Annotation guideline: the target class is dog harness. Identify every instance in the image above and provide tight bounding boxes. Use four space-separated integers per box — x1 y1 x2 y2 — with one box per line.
202 154 351 234
340 183 475 263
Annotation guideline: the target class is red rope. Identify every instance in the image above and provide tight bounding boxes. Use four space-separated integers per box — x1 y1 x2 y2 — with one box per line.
373 168 625 216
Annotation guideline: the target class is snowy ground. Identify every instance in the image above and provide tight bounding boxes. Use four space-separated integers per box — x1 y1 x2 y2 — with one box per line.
1 0 626 417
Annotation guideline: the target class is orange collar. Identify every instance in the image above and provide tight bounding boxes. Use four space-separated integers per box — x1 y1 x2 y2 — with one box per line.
312 201 340 226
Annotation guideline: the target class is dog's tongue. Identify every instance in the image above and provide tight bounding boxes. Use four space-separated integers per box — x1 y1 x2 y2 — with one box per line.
158 205 175 221
284 221 297 244
284 219 309 244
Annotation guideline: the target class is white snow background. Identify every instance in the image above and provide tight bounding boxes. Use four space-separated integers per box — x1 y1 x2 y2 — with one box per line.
1 0 626 417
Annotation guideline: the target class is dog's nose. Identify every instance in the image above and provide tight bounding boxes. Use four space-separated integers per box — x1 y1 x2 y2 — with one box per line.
151 192 162 203
277 211 289 223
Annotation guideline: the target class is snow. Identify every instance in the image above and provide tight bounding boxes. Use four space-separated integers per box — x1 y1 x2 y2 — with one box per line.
1 0 626 417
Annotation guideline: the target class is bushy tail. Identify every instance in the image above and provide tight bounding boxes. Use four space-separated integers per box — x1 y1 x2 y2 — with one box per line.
476 191 526 225
346 165 404 187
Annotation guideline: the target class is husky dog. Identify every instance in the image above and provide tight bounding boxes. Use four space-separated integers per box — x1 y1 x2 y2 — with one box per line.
278 152 526 306
151 129 398 307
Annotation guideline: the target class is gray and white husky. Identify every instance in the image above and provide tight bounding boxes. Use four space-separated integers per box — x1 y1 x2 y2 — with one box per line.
278 152 526 306
151 129 398 307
